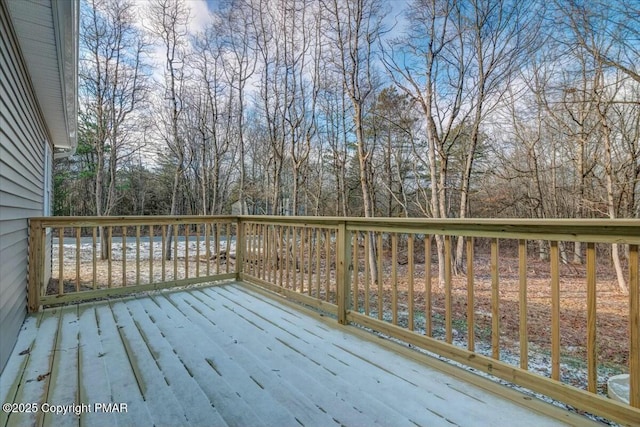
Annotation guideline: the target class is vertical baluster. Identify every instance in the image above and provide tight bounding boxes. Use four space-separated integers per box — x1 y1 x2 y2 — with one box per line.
550 240 560 380
173 223 178 280
519 239 528 370
205 223 211 276
353 231 359 313
267 225 273 283
185 224 190 279
226 222 231 274
285 226 291 288
75 227 81 292
315 228 321 298
297 226 302 291
228 222 232 273
215 223 220 274
254 223 259 278
491 238 500 359
307 227 312 295
364 232 370 316
408 234 414 331
392 233 398 325
149 225 154 284
467 236 475 351
425 236 432 336
254 224 259 278
122 226 127 287
107 226 112 288
241 222 246 273
246 223 251 277
58 227 64 295
253 223 258 276
212 223 218 275
334 228 340 304
629 244 639 408
261 224 267 280
325 229 331 301
161 225 166 282
136 225 141 285
195 224 200 278
292 227 298 291
279 226 285 287
377 233 383 320
586 242 596 393
271 225 276 284
445 235 452 343
92 227 97 289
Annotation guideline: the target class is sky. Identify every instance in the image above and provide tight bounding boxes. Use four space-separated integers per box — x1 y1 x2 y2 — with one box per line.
131 0 409 86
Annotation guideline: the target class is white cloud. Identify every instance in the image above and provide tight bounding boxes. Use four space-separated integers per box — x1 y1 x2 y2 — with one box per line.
129 0 212 83
186 0 211 34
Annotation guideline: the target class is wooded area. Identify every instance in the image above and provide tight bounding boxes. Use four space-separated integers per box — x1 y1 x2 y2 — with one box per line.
53 0 639 286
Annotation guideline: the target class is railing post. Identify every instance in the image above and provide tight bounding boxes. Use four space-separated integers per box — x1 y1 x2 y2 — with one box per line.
337 221 352 325
235 217 244 281
27 219 43 312
630 244 639 408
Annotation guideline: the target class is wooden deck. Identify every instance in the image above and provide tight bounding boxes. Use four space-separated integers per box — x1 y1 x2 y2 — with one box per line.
1 282 600 427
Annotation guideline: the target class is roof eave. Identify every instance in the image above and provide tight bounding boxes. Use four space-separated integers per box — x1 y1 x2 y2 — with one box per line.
52 0 79 157
6 0 79 157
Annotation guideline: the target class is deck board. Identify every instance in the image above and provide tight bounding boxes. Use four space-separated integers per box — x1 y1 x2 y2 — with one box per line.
200 287 426 426
181 289 397 427
0 282 600 427
135 295 270 427
43 306 78 427
158 291 331 426
5 310 60 427
77 303 128 427
212 285 549 427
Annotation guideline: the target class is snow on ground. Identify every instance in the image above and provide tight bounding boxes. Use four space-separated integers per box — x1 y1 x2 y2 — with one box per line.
50 240 237 290
53 239 236 263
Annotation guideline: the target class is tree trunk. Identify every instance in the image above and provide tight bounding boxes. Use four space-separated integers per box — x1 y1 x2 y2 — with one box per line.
601 110 628 293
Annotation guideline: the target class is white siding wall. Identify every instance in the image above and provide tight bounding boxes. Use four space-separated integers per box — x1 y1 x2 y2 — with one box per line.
0 2 51 373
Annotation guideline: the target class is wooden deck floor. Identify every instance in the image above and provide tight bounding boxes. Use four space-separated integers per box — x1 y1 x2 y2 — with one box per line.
0 282 599 427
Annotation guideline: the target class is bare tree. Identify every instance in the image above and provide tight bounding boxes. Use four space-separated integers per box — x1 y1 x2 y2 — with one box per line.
557 0 637 293
286 1 322 216
217 0 257 215
191 23 233 216
384 0 465 283
323 0 385 282
147 0 190 259
319 74 351 216
452 0 542 271
248 0 287 214
562 0 640 84
81 0 149 259
385 0 541 279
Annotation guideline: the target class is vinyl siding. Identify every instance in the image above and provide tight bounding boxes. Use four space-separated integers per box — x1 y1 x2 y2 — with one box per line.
0 3 51 374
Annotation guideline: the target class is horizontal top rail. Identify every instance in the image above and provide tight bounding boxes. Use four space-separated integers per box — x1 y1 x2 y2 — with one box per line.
239 216 640 243
342 218 640 244
30 215 237 228
29 215 640 243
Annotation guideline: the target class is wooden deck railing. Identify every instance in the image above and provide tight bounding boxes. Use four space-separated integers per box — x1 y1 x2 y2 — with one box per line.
238 216 640 425
27 215 640 425
28 216 238 309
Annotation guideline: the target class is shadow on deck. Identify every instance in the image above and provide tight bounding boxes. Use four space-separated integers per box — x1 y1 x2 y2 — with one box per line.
1 282 601 427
